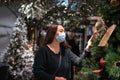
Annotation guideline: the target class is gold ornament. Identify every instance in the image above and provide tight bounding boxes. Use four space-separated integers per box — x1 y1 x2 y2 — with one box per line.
110 0 120 7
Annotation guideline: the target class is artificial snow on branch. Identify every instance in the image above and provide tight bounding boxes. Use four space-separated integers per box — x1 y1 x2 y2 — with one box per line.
19 0 47 20
4 17 34 80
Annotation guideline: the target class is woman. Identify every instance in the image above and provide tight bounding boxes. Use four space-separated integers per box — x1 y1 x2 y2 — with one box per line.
33 23 91 80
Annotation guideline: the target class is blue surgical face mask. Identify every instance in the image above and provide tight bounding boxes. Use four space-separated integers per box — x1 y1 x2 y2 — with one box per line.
56 32 66 43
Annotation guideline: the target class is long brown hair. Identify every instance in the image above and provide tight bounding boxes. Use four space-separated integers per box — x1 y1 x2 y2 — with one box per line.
43 23 71 48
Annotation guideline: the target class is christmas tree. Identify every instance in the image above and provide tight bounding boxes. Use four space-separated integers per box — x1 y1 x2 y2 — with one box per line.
77 0 120 80
4 17 34 80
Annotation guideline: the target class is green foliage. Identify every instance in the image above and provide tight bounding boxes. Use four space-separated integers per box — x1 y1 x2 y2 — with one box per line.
78 0 120 79
117 46 120 53
98 0 120 52
78 58 100 80
109 66 120 79
98 0 120 27
105 51 120 79
98 1 120 79
115 28 120 41
78 71 99 80
77 52 100 79
90 36 107 61
84 73 99 80
82 58 99 70
105 51 120 69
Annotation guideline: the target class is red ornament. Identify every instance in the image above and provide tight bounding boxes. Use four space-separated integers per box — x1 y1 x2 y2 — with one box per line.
92 57 106 73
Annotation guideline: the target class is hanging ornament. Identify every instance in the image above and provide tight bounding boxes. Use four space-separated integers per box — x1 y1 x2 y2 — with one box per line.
92 57 106 73
114 61 120 67
110 0 120 7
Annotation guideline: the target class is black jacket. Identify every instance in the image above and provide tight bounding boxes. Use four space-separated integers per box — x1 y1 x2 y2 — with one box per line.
33 45 89 80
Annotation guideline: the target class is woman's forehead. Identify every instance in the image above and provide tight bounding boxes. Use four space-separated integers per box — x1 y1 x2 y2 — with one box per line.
57 25 64 30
